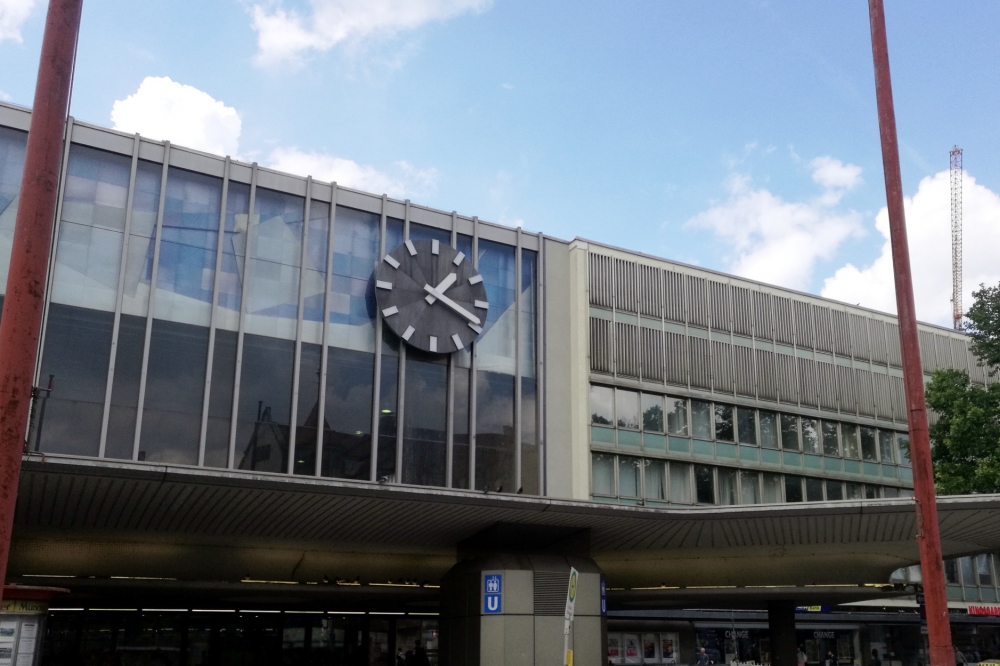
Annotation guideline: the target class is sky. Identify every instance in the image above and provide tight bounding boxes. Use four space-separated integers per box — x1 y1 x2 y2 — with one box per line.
1 0 998 328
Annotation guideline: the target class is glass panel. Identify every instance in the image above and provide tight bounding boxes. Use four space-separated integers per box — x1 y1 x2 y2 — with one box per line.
521 375 539 494
377 332 400 482
520 249 539 494
845 482 863 500
590 385 614 425
204 329 237 468
408 222 450 244
842 423 860 458
805 477 824 502
740 471 761 504
0 126 28 303
214 182 251 330
713 403 734 442
104 314 145 459
718 468 737 505
37 304 113 456
801 418 820 454
896 432 911 466
666 397 688 435
780 414 799 450
821 421 840 456
616 390 639 429
300 201 330 344
120 160 163 317
961 557 976 586
139 319 210 464
669 462 691 504
695 465 714 504
644 460 666 500
878 430 895 463
759 410 779 449
618 456 641 498
691 400 711 439
51 145 131 311
592 453 615 496
944 559 960 585
641 393 663 432
402 351 447 487
154 167 221 326
323 347 374 481
883 486 899 498
235 334 294 472
860 426 879 461
762 473 782 503
737 408 756 445
245 188 303 339
293 342 322 475
784 475 803 502
476 370 515 492
826 480 844 500
477 238 517 375
978 554 993 587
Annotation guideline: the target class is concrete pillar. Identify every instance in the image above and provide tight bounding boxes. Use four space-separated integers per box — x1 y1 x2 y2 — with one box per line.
439 554 604 666
768 601 798 666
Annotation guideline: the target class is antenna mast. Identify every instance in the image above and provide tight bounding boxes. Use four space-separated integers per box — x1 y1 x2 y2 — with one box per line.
950 146 963 330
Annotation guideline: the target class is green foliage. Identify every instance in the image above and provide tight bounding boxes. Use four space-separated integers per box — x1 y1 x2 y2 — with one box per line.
966 282 1000 373
926 369 1000 494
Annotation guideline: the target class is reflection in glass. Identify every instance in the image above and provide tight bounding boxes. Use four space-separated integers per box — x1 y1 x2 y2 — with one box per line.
669 462 691 504
978 554 993 586
408 222 450 244
801 418 820 454
592 453 615 496
780 414 799 450
641 394 663 432
105 314 145 459
822 421 840 456
293 343 322 475
961 557 976 587
691 400 711 439
204 329 238 468
826 481 843 500
713 404 734 441
842 423 860 458
120 161 162 317
616 390 639 429
896 432 910 466
37 304 113 456
883 486 899 498
846 482 863 500
377 332 399 482
476 370 515 492
718 468 738 505
0 127 28 303
759 411 779 449
944 559 960 585
236 334 294 472
300 201 330 343
590 385 613 425
878 430 895 463
860 427 878 461
453 350 472 489
329 206 379 352
644 460 666 500
139 319 210 464
323 347 374 481
521 376 539 494
740 471 761 504
806 477 824 502
864 485 880 500
666 397 687 435
403 351 447 487
619 457 641 498
784 475 803 502
695 465 715 504
737 408 756 445
520 249 539 494
245 188 303 339
476 239 516 374
215 182 251 330
762 473 782 503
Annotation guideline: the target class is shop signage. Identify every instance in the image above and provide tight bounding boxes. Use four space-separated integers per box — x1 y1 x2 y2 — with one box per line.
600 578 607 616
794 605 830 613
0 601 45 615
813 631 835 638
483 574 502 614
969 605 1000 616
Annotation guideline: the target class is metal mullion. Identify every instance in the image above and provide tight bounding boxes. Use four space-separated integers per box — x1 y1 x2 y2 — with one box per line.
368 193 385 481
445 212 457 487
131 142 171 460
395 201 410 483
98 134 140 458
197 158 231 467
227 163 259 469
316 186 338 478
469 216 479 490
288 178 312 475
537 233 545 495
514 227 522 491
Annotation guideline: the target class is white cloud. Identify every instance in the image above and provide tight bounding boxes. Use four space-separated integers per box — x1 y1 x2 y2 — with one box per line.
0 0 35 44
686 157 865 291
821 170 1000 326
111 77 241 157
0 89 10 102
268 147 438 198
251 0 492 66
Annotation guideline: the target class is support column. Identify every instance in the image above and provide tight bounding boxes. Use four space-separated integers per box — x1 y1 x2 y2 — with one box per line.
767 601 797 666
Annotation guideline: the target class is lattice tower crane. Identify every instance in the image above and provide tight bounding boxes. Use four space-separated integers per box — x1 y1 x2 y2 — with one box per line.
951 146 963 330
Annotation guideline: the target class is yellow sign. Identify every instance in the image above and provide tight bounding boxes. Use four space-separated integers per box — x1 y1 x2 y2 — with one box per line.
0 600 47 614
565 649 573 666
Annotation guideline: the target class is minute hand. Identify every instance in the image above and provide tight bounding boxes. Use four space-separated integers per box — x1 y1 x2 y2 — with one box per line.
423 284 481 326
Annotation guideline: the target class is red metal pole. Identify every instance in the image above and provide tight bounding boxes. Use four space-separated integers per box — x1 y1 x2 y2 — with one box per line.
867 1 954 664
0 0 83 606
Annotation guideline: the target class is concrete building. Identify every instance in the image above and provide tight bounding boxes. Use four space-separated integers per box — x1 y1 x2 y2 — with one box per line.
1 100 999 665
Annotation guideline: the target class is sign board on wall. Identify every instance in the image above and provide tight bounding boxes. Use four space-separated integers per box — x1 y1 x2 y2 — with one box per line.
484 574 502 614
969 605 1000 616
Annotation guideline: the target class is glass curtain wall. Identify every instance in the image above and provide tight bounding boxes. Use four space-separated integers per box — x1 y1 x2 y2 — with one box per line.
0 126 28 317
520 249 539 494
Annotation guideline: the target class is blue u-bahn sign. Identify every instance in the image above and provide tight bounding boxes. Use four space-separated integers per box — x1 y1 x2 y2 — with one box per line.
484 574 503 614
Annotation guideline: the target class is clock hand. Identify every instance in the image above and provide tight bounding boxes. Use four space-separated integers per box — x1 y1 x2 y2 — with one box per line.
424 272 457 305
423 284 481 326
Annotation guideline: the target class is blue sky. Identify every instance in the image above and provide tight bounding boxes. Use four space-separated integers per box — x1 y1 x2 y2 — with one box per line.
2 0 999 326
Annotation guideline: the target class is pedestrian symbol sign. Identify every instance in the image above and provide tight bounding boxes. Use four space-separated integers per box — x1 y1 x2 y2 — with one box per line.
484 574 502 614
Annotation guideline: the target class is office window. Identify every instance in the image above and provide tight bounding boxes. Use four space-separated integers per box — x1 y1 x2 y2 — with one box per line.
978 554 994 587
591 385 614 425
759 411 779 449
826 480 844 500
784 475 803 503
944 559 960 585
961 557 976 587
592 454 615 496
883 487 899 498
641 393 664 433
737 408 757 446
718 468 738 505
714 403 734 442
846 482 863 500
616 390 640 430
644 460 666 501
801 418 820 454
695 465 715 504
402 351 446 487
740 471 761 504
896 433 911 466
762 473 783 503
669 463 692 504
878 430 895 464
619 457 642 498
691 400 712 439
805 477 824 502
821 421 840 456
865 484 882 499
842 423 860 459
860 427 879 462
666 397 688 435
780 414 799 451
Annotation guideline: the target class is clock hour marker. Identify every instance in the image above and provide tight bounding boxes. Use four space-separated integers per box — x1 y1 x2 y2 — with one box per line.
376 280 393 290
468 274 483 284
432 239 440 255
382 306 398 317
405 240 417 256
468 323 482 334
402 325 415 341
384 255 400 269
453 252 465 266
451 334 464 350
474 300 488 310
429 336 437 352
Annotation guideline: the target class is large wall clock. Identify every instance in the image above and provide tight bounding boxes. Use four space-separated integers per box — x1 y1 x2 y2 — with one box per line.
374 239 489 354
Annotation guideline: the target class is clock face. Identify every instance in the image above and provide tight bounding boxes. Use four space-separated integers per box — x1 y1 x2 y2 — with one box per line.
374 239 488 354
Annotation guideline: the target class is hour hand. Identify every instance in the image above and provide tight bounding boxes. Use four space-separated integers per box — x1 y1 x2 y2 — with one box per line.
425 272 457 305
423 284 481 326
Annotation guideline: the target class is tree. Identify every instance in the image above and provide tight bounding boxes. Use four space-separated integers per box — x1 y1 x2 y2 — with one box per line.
966 282 1000 373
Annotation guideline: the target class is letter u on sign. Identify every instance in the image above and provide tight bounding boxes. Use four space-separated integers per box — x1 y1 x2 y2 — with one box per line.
484 574 503 614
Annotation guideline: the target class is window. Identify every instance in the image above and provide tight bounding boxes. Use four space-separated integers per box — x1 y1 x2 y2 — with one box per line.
644 460 666 501
896 432 911 466
944 559 960 585
641 393 664 432
759 411 779 449
784 475 803 502
801 418 820 454
740 471 761 504
666 397 688 435
590 386 613 425
883 487 899 498
592 454 615 496
860 427 879 462
402 352 446 487
669 463 691 504
762 473 782 503
864 485 880 500
826 480 844 500
846 482 863 500
691 400 712 439
842 423 860 458
805 477 824 502
961 557 976 587
616 390 640 430
737 408 757 445
780 414 799 451
978 554 993 587
713 404 734 442
695 465 715 504
878 430 895 463
718 468 738 505
821 421 840 456
619 457 642 498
